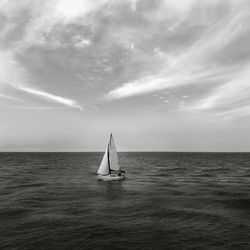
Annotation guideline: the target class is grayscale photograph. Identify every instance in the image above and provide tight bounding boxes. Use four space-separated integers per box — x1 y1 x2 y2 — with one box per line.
0 0 250 249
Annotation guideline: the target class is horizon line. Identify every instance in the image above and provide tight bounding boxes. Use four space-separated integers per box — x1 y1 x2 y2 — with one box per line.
0 151 250 153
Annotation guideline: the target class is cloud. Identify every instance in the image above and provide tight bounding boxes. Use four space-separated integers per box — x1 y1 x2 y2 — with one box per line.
73 36 91 48
194 66 250 112
130 0 137 12
18 87 84 110
1 80 84 110
215 106 250 119
0 1 89 111
105 0 250 119
56 0 110 20
106 75 165 99
0 93 22 102
0 0 112 51
0 51 26 86
0 49 83 110
105 67 231 100
1 0 250 118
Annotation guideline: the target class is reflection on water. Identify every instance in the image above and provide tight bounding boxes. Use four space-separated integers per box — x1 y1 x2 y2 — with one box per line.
0 152 250 249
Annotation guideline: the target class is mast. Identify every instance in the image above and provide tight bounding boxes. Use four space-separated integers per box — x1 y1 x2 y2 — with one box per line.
107 134 112 173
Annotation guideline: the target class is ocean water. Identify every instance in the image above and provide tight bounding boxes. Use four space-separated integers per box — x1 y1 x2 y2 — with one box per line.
0 152 249 250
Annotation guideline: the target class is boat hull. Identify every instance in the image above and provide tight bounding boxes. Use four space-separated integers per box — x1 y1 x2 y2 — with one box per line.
97 173 125 181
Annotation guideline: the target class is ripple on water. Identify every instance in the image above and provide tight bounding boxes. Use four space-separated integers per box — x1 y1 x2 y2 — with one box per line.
0 152 249 250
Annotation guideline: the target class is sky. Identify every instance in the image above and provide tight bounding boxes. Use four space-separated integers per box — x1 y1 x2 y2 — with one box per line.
0 0 250 152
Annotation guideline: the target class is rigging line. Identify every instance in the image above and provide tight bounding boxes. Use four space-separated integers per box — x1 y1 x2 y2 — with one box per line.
107 135 111 174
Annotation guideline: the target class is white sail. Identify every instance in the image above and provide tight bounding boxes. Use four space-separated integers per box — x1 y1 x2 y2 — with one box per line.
109 134 120 171
97 148 110 175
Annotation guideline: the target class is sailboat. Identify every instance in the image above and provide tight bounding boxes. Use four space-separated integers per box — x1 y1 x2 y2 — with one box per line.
97 134 126 181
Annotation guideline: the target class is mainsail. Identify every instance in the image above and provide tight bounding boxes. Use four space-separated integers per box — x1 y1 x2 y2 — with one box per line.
109 134 120 171
97 134 120 175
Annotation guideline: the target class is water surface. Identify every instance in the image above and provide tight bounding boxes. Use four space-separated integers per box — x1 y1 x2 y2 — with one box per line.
0 152 250 249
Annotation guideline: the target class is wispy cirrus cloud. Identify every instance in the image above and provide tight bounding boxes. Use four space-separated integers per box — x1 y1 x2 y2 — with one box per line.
106 6 249 99
0 81 84 110
0 70 82 113
105 67 235 100
0 0 87 111
1 0 250 116
104 1 250 118
0 0 116 112
0 50 83 110
0 93 22 102
18 87 84 110
194 66 250 111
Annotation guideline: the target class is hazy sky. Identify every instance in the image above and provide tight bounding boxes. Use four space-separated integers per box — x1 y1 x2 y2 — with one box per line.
0 0 250 151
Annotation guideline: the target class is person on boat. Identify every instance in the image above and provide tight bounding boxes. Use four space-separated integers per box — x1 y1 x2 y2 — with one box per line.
110 169 124 176
117 169 126 176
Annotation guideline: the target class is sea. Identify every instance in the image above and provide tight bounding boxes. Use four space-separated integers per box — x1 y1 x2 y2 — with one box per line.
0 152 249 250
